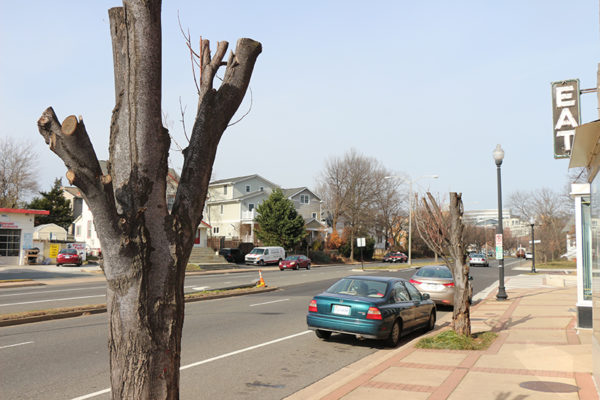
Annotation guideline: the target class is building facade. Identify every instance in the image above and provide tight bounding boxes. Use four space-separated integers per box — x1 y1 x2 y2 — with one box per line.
0 208 50 265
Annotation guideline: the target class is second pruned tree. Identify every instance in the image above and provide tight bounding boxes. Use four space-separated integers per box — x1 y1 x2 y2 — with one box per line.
414 192 471 336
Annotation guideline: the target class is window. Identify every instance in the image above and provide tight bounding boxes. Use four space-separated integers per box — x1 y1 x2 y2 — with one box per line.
223 185 227 195
249 203 254 211
393 282 410 302
246 185 251 192
220 205 224 214
87 221 92 239
312 212 317 219
0 229 20 257
300 194 310 204
213 227 220 234
260 186 264 192
75 226 81 237
404 282 422 301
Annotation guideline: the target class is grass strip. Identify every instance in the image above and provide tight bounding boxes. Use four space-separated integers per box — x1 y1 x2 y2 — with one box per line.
416 330 498 351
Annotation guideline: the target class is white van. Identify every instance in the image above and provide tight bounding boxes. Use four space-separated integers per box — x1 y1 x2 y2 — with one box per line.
245 246 285 265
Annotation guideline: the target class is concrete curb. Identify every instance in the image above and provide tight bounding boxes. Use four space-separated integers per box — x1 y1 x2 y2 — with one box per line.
0 286 278 327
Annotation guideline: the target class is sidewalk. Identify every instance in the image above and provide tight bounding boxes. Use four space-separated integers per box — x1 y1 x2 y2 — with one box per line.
287 273 598 400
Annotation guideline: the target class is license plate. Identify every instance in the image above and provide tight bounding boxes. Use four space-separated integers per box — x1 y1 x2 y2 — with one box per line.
331 304 351 316
422 283 442 292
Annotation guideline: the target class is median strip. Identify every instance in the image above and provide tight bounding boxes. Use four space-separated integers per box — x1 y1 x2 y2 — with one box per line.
0 285 278 327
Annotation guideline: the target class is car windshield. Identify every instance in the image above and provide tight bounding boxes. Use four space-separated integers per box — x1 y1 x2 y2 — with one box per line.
285 256 300 261
326 278 388 298
415 266 453 279
60 249 78 255
472 254 484 257
249 248 265 255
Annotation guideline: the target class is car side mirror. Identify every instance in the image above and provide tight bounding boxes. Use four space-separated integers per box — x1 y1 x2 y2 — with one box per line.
421 293 430 300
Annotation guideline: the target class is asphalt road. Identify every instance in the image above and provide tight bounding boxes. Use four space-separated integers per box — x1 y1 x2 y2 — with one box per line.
0 258 526 399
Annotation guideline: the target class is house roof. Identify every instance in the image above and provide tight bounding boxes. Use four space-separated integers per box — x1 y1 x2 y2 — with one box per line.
63 186 82 198
34 223 67 233
209 174 281 189
282 187 322 201
0 208 50 215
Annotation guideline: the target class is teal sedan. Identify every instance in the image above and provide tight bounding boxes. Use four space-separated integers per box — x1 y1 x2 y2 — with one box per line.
307 276 436 347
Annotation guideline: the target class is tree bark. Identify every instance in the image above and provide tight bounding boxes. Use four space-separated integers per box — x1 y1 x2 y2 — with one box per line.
37 1 261 398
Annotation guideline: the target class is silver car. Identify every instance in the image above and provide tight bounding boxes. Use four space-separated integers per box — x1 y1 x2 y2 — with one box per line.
410 265 472 306
469 253 489 267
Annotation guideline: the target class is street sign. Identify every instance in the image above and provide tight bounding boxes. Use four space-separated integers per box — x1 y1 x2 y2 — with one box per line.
356 238 366 248
495 234 503 260
529 240 541 244
551 79 580 159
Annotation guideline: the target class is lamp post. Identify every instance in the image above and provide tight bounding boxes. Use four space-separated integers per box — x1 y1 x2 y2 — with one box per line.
385 174 438 265
529 217 536 273
493 144 508 300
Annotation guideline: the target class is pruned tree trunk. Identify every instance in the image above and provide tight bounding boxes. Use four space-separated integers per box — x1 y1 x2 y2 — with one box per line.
36 1 261 398
415 192 470 336
447 193 470 336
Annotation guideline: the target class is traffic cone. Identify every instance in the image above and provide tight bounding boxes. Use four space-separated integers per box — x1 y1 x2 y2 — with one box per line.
256 270 266 287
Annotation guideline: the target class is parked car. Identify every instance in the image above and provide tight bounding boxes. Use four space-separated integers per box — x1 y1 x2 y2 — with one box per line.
219 248 244 263
245 246 285 265
525 252 533 260
468 253 489 267
279 255 311 270
383 252 408 263
410 265 472 306
56 248 82 266
306 276 436 347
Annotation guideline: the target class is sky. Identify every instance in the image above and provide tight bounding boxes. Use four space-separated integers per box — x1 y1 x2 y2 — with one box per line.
1 1 598 211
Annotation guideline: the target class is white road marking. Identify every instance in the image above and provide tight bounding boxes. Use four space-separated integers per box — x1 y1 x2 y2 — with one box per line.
0 295 105 307
191 286 210 291
249 299 290 307
70 330 312 400
0 286 106 297
0 341 34 350
71 388 111 400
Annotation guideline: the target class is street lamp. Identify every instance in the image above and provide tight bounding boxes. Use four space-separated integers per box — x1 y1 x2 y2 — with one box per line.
493 144 508 300
529 216 536 273
385 174 438 265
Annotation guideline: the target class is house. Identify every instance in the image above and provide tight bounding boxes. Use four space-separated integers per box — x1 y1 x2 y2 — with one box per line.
0 208 50 265
33 223 68 241
204 175 327 244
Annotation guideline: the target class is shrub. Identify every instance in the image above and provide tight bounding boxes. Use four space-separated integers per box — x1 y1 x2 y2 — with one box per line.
309 250 331 264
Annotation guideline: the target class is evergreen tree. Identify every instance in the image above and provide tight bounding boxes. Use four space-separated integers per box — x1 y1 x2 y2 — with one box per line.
27 178 73 229
255 189 306 250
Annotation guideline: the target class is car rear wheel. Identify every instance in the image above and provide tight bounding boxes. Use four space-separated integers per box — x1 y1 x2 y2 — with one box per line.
385 320 402 347
57 263 61 267
426 311 436 331
315 330 331 340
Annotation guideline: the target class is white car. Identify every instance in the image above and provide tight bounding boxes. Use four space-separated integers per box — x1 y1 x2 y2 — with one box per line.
245 246 285 265
525 252 533 260
469 253 489 267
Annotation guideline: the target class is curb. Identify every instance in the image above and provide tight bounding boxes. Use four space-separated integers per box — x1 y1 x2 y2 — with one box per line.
0 286 278 327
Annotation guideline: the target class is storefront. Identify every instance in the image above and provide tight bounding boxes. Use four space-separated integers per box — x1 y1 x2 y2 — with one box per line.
569 119 600 385
0 208 50 266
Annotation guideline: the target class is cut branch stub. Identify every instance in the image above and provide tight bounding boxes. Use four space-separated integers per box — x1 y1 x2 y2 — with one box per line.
66 170 76 185
61 115 79 136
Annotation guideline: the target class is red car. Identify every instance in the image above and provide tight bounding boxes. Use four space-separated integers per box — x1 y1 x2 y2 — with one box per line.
383 252 408 263
279 255 311 270
56 248 82 266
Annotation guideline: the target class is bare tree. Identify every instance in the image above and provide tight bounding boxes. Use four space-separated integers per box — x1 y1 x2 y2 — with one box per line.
373 171 407 251
318 149 385 259
415 192 471 336
37 1 261 398
0 138 38 207
509 188 571 261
